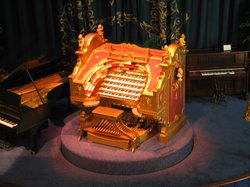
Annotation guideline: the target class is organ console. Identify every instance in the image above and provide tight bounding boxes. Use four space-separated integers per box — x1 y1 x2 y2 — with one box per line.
69 25 188 151
186 49 249 103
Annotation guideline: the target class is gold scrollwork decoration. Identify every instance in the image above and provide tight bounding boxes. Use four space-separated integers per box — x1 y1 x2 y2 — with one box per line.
59 0 189 55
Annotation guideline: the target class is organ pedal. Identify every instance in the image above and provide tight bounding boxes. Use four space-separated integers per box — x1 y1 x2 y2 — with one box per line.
81 106 145 152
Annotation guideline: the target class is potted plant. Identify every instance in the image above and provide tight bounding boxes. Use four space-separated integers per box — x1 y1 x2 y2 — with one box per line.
240 12 250 49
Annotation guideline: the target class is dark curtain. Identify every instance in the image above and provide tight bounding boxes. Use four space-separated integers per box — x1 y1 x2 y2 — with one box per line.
181 0 250 49
0 0 66 72
1 0 249 73
59 0 188 55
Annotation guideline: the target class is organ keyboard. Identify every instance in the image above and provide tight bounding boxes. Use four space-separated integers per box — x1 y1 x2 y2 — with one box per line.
186 49 249 102
69 25 187 151
99 71 147 102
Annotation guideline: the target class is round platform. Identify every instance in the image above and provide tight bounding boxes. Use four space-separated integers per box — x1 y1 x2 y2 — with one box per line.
60 111 194 175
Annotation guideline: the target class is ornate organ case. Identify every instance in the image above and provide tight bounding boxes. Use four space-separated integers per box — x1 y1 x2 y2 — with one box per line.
69 27 187 152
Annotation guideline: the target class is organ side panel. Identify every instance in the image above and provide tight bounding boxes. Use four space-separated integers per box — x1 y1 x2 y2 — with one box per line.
159 45 187 143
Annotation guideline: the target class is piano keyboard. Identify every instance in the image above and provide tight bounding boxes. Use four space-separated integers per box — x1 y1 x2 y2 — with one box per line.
201 70 235 76
0 116 18 128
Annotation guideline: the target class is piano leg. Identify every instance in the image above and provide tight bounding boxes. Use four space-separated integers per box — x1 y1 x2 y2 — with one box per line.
243 92 249 100
0 127 13 150
29 119 48 155
241 87 249 100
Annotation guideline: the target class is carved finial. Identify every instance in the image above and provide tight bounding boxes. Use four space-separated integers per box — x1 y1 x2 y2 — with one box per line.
78 34 85 50
76 34 87 55
97 24 104 37
161 45 172 66
178 34 186 47
177 68 183 81
96 24 107 42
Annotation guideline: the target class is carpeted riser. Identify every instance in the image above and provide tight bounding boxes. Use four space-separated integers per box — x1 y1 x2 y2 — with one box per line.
60 113 194 175
61 139 193 175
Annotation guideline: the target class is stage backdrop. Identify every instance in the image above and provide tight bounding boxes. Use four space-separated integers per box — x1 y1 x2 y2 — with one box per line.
181 0 250 49
0 0 249 73
59 0 188 55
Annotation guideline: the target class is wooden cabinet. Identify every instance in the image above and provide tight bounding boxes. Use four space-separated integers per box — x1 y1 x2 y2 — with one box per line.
186 50 249 103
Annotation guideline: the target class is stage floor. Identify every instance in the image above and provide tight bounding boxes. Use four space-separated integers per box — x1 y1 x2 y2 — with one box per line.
60 111 194 175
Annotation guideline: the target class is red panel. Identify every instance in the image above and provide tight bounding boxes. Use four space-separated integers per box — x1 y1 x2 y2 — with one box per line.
168 77 184 122
77 51 108 81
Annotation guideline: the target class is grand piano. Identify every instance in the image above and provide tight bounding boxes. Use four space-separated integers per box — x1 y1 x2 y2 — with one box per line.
0 56 71 153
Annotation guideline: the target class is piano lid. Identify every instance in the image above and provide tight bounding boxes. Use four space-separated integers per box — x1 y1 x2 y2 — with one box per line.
0 55 69 89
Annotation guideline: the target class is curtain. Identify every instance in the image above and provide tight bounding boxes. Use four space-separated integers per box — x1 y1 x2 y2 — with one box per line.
0 0 65 72
1 0 249 74
182 0 250 49
59 0 189 55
